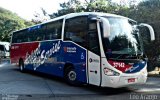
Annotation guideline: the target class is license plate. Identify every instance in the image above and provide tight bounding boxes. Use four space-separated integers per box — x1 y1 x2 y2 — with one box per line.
128 78 135 83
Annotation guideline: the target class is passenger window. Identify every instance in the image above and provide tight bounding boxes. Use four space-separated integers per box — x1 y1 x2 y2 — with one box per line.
27 25 46 42
64 16 88 48
45 20 62 40
13 29 28 43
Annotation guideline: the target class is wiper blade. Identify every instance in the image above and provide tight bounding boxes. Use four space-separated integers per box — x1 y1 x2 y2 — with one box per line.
115 54 125 60
109 53 143 60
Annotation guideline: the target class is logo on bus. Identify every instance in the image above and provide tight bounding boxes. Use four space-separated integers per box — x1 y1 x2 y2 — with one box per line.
64 47 77 53
24 41 61 70
81 53 85 60
127 65 139 72
89 58 99 63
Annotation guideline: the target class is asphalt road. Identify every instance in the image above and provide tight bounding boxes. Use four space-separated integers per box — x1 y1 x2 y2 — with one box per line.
0 61 159 100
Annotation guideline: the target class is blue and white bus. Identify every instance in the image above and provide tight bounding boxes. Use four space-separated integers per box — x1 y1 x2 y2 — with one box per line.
10 12 155 88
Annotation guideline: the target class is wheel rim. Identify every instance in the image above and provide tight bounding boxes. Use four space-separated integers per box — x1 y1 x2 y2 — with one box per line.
68 70 76 81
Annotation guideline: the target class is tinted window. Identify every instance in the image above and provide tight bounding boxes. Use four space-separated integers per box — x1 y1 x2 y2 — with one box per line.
12 29 28 43
12 25 46 43
28 25 46 41
45 20 63 40
0 45 5 51
87 20 100 55
12 20 63 43
12 19 63 43
64 16 88 48
12 32 18 43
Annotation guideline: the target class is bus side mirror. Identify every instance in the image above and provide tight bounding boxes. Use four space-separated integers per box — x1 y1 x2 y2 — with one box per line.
139 23 155 41
100 17 110 37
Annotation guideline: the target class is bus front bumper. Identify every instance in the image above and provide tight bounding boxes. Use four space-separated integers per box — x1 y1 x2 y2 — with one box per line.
100 67 147 88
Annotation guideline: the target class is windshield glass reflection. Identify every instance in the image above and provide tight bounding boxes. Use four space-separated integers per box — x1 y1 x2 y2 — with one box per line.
102 17 143 60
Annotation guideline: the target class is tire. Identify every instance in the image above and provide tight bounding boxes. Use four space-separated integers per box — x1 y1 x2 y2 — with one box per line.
65 67 78 85
19 60 25 72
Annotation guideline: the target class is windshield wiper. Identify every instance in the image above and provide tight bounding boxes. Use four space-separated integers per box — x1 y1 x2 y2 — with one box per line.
109 53 143 61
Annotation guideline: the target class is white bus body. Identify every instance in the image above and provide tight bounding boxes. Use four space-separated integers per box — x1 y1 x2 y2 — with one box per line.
11 12 155 88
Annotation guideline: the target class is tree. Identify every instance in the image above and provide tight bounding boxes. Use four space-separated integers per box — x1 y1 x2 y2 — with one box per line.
32 8 50 24
0 7 34 42
31 0 160 69
130 0 160 68
50 0 124 18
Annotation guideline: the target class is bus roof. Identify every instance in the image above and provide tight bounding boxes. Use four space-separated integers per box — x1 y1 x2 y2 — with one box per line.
13 12 135 33
45 12 130 23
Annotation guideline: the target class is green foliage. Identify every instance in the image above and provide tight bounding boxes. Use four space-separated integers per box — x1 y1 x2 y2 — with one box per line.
0 7 34 42
125 0 160 67
50 0 122 18
48 0 160 68
30 0 160 68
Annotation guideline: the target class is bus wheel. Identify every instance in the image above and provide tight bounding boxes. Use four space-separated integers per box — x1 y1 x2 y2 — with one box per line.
19 60 25 72
65 67 77 85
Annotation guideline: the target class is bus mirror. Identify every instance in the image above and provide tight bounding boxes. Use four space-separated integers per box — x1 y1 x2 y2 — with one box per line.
100 17 110 37
139 23 155 41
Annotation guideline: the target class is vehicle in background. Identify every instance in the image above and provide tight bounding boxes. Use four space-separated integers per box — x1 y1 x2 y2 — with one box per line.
10 12 155 88
0 42 10 58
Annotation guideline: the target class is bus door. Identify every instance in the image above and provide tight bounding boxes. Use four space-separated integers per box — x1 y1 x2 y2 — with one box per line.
87 20 101 86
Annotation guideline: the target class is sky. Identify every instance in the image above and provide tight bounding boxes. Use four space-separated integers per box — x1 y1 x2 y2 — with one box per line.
0 0 131 21
0 0 66 20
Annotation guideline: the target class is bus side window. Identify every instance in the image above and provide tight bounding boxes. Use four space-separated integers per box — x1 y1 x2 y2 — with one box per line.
26 25 46 42
64 16 88 48
12 33 18 43
13 29 28 43
87 20 100 55
45 20 62 40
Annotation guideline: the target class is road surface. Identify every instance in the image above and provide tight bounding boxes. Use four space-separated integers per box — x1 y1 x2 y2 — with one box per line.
0 61 159 100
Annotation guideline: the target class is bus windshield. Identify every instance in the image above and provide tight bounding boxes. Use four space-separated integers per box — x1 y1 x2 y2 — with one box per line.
102 17 143 59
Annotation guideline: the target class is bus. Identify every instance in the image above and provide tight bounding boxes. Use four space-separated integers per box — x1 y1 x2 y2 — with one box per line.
0 42 10 58
10 12 155 88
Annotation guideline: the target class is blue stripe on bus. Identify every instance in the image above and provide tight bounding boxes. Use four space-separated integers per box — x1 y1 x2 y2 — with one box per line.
25 40 87 83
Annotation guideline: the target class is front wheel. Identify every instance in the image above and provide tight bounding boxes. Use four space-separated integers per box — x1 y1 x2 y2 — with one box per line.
65 68 78 85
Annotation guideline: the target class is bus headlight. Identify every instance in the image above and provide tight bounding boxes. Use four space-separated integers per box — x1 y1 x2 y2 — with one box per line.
103 68 120 76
